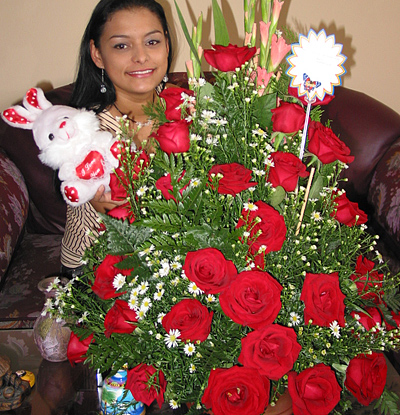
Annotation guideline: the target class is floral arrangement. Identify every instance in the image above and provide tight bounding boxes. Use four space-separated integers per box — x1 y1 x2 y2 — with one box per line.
51 1 400 414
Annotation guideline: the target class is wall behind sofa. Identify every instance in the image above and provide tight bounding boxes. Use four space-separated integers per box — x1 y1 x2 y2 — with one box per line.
1 0 399 114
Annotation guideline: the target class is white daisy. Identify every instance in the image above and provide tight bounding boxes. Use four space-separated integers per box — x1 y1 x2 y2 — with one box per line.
184 343 196 356
141 297 152 311
112 273 126 290
139 245 155 257
188 282 203 296
206 294 216 303
157 313 165 324
156 282 164 290
189 364 196 373
330 321 341 339
138 281 149 295
136 185 148 197
243 202 258 211
171 261 182 271
169 400 179 410
311 211 323 221
154 290 165 301
164 329 181 348
290 312 301 326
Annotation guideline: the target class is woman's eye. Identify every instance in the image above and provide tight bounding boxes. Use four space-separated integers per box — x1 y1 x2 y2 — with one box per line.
114 43 127 50
147 39 160 46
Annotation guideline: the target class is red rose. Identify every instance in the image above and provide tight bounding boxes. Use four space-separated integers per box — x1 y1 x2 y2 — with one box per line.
238 324 301 380
126 363 166 408
271 102 306 133
301 272 346 327
152 120 190 155
236 200 287 255
288 363 341 415
204 44 257 72
350 255 384 303
67 332 94 365
330 192 368 227
159 87 195 121
267 151 309 192
110 150 149 200
351 307 382 331
201 366 270 415
288 86 335 106
162 299 213 342
209 163 257 196
345 352 387 406
92 255 132 300
155 171 187 202
308 121 355 164
219 270 282 329
107 202 135 223
104 299 138 338
385 310 400 331
183 247 237 294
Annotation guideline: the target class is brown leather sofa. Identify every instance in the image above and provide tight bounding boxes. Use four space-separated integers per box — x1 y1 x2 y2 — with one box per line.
0 74 399 326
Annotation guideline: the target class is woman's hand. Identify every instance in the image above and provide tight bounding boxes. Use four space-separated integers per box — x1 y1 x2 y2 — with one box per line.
90 185 126 213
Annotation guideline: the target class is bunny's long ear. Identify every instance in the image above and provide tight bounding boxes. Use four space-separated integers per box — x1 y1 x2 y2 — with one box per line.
1 105 36 130
23 88 52 113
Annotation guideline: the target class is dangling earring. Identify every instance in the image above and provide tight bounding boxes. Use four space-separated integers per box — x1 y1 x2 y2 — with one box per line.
100 69 107 94
162 74 169 83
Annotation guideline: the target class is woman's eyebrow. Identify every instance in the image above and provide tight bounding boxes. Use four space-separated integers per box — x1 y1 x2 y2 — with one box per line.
109 30 163 40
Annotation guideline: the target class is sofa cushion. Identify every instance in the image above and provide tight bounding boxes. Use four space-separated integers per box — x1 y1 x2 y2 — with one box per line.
0 150 29 283
0 84 74 234
368 136 400 255
322 87 400 210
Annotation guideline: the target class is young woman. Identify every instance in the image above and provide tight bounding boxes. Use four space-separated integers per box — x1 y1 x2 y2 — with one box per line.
61 0 174 277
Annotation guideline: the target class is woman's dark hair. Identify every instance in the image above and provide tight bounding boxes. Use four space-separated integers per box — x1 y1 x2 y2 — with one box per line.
69 0 173 112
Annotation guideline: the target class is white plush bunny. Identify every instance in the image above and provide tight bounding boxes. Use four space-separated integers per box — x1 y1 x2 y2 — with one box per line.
1 87 120 207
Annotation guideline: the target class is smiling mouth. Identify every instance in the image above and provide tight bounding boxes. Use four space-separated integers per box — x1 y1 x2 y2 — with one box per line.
128 69 154 76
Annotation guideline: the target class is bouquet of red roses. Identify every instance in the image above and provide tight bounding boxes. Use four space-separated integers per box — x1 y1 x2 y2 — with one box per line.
53 1 400 414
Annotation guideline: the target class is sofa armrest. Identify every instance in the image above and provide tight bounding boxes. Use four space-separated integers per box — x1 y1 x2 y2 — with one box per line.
0 150 29 284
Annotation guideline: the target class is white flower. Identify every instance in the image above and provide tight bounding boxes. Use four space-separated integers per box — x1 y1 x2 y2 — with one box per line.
139 245 155 257
171 261 182 271
154 290 165 301
141 297 152 311
188 282 203 296
243 202 258 211
184 343 196 356
138 281 149 295
189 364 196 373
290 312 301 326
206 294 216 303
128 297 139 310
190 178 201 187
112 273 126 290
157 313 165 324
311 211 323 221
136 185 148 197
77 311 89 324
164 329 181 348
156 282 164 290
169 400 179 410
159 261 170 277
330 321 341 338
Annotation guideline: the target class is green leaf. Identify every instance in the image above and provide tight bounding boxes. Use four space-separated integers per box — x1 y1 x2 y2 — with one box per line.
174 1 202 71
212 0 229 46
309 174 324 200
253 92 276 131
269 186 286 208
101 215 151 255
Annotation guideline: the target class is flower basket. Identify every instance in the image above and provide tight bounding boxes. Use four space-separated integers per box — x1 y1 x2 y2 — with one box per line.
50 1 400 414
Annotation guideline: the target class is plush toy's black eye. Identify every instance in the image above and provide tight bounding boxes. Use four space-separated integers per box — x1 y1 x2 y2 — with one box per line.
48 133 54 141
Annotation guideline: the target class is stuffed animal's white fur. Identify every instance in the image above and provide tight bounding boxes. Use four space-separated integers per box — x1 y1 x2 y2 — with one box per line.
1 87 119 207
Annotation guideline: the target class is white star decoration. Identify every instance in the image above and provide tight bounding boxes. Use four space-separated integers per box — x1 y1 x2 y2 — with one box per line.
287 29 347 102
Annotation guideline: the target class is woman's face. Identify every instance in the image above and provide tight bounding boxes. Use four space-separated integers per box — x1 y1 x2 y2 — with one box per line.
91 7 169 100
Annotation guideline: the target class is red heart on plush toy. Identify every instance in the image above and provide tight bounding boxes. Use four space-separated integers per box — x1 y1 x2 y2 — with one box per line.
64 186 79 203
76 151 105 179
